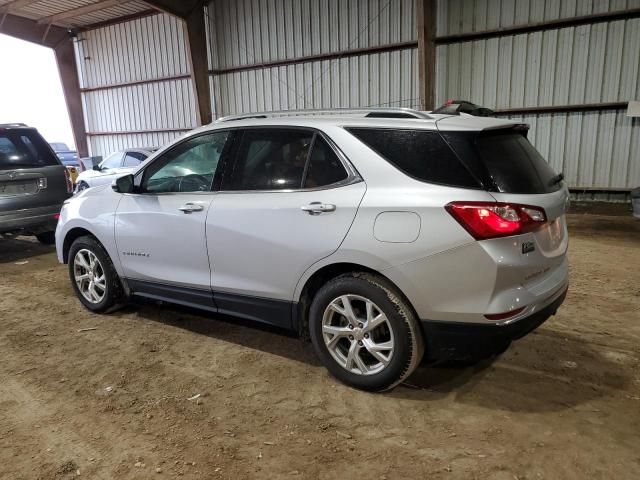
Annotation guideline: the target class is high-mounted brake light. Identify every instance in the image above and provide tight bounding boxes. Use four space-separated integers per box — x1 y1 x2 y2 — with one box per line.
445 202 547 240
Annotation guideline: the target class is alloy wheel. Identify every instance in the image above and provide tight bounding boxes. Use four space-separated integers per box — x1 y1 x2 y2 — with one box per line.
73 249 106 304
321 294 395 375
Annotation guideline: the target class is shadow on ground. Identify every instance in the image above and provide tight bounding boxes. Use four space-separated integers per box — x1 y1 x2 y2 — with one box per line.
122 300 628 413
0 236 54 264
396 326 629 412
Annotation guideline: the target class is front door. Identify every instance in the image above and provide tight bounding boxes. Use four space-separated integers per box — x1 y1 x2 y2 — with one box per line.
206 128 366 327
115 131 230 306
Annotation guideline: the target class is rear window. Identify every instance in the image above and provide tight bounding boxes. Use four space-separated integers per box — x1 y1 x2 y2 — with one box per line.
346 128 480 188
0 130 58 170
475 131 561 194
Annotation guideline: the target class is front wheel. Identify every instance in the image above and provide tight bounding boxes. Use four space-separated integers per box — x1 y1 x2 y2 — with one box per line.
68 235 123 312
309 273 424 392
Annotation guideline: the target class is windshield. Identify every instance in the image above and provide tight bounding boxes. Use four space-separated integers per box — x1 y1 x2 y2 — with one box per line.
0 130 59 169
50 142 70 152
99 152 123 170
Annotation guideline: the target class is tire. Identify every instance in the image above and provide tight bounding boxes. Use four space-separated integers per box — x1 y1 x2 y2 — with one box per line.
68 235 123 312
35 231 56 245
309 272 424 392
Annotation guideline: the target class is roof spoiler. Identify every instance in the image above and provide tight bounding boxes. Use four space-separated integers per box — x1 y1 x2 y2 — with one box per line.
432 100 495 117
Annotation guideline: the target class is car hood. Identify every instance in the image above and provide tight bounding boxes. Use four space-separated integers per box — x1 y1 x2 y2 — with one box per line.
76 166 135 182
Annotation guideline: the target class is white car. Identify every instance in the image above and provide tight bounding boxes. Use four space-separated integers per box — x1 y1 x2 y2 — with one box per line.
74 148 157 192
56 108 569 392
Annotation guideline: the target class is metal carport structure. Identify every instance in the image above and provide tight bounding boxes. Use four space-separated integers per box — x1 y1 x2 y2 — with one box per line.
0 0 638 199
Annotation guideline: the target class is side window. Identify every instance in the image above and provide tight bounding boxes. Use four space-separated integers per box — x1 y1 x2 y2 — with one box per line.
347 128 480 188
304 136 348 188
222 129 313 191
142 131 229 194
122 151 147 167
100 152 124 170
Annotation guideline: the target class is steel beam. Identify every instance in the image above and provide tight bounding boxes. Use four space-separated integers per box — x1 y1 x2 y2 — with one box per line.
37 0 134 25
0 0 43 14
79 9 158 31
0 11 67 47
209 41 419 76
436 8 640 44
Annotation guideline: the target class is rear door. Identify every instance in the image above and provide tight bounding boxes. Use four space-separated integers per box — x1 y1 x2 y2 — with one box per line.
0 128 70 214
206 127 365 327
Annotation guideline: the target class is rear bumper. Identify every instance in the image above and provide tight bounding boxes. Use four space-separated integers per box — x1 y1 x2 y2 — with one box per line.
420 285 567 361
0 204 62 234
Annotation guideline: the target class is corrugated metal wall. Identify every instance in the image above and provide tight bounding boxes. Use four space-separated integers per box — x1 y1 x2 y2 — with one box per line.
436 0 640 191
206 0 419 118
437 0 640 35
74 14 197 157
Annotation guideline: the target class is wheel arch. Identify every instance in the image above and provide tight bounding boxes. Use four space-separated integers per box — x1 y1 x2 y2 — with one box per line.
62 227 98 263
294 261 419 339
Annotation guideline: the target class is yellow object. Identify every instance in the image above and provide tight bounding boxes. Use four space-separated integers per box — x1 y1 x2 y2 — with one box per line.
66 166 78 183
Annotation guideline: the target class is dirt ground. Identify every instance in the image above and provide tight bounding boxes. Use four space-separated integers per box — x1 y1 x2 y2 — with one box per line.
0 213 638 480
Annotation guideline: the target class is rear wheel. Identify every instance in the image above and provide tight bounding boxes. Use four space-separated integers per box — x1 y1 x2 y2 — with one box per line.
68 235 123 312
309 273 424 392
35 231 56 245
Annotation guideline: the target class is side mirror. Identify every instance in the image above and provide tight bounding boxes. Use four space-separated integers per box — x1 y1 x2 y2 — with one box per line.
92 164 102 171
112 174 134 193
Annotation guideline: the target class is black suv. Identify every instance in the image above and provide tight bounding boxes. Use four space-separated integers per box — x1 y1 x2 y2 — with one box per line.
0 124 73 244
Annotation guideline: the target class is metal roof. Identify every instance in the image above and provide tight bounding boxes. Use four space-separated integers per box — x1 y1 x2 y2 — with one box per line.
0 0 155 29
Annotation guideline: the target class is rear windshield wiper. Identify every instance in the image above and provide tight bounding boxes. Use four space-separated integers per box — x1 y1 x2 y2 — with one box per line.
549 172 564 186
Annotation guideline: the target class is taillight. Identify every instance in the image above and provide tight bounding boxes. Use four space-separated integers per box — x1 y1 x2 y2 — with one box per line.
63 168 73 193
445 201 547 240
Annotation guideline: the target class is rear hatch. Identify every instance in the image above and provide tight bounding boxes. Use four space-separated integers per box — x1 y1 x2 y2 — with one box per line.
0 127 71 213
437 119 569 293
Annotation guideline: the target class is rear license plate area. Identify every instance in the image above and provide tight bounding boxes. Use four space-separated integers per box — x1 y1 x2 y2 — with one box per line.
0 180 38 196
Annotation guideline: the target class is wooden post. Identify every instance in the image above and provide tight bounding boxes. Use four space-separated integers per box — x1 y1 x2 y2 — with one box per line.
54 39 89 157
417 0 436 110
184 6 212 124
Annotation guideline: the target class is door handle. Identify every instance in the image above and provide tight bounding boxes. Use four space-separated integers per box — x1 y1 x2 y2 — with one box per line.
301 202 336 215
179 202 204 213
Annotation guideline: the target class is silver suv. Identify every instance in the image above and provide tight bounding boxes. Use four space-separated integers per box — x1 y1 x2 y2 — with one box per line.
55 108 569 391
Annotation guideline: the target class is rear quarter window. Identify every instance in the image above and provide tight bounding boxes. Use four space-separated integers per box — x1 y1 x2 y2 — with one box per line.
475 131 561 194
346 128 480 189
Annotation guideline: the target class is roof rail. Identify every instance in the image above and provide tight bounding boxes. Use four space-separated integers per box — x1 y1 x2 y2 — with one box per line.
0 123 29 128
216 108 432 122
